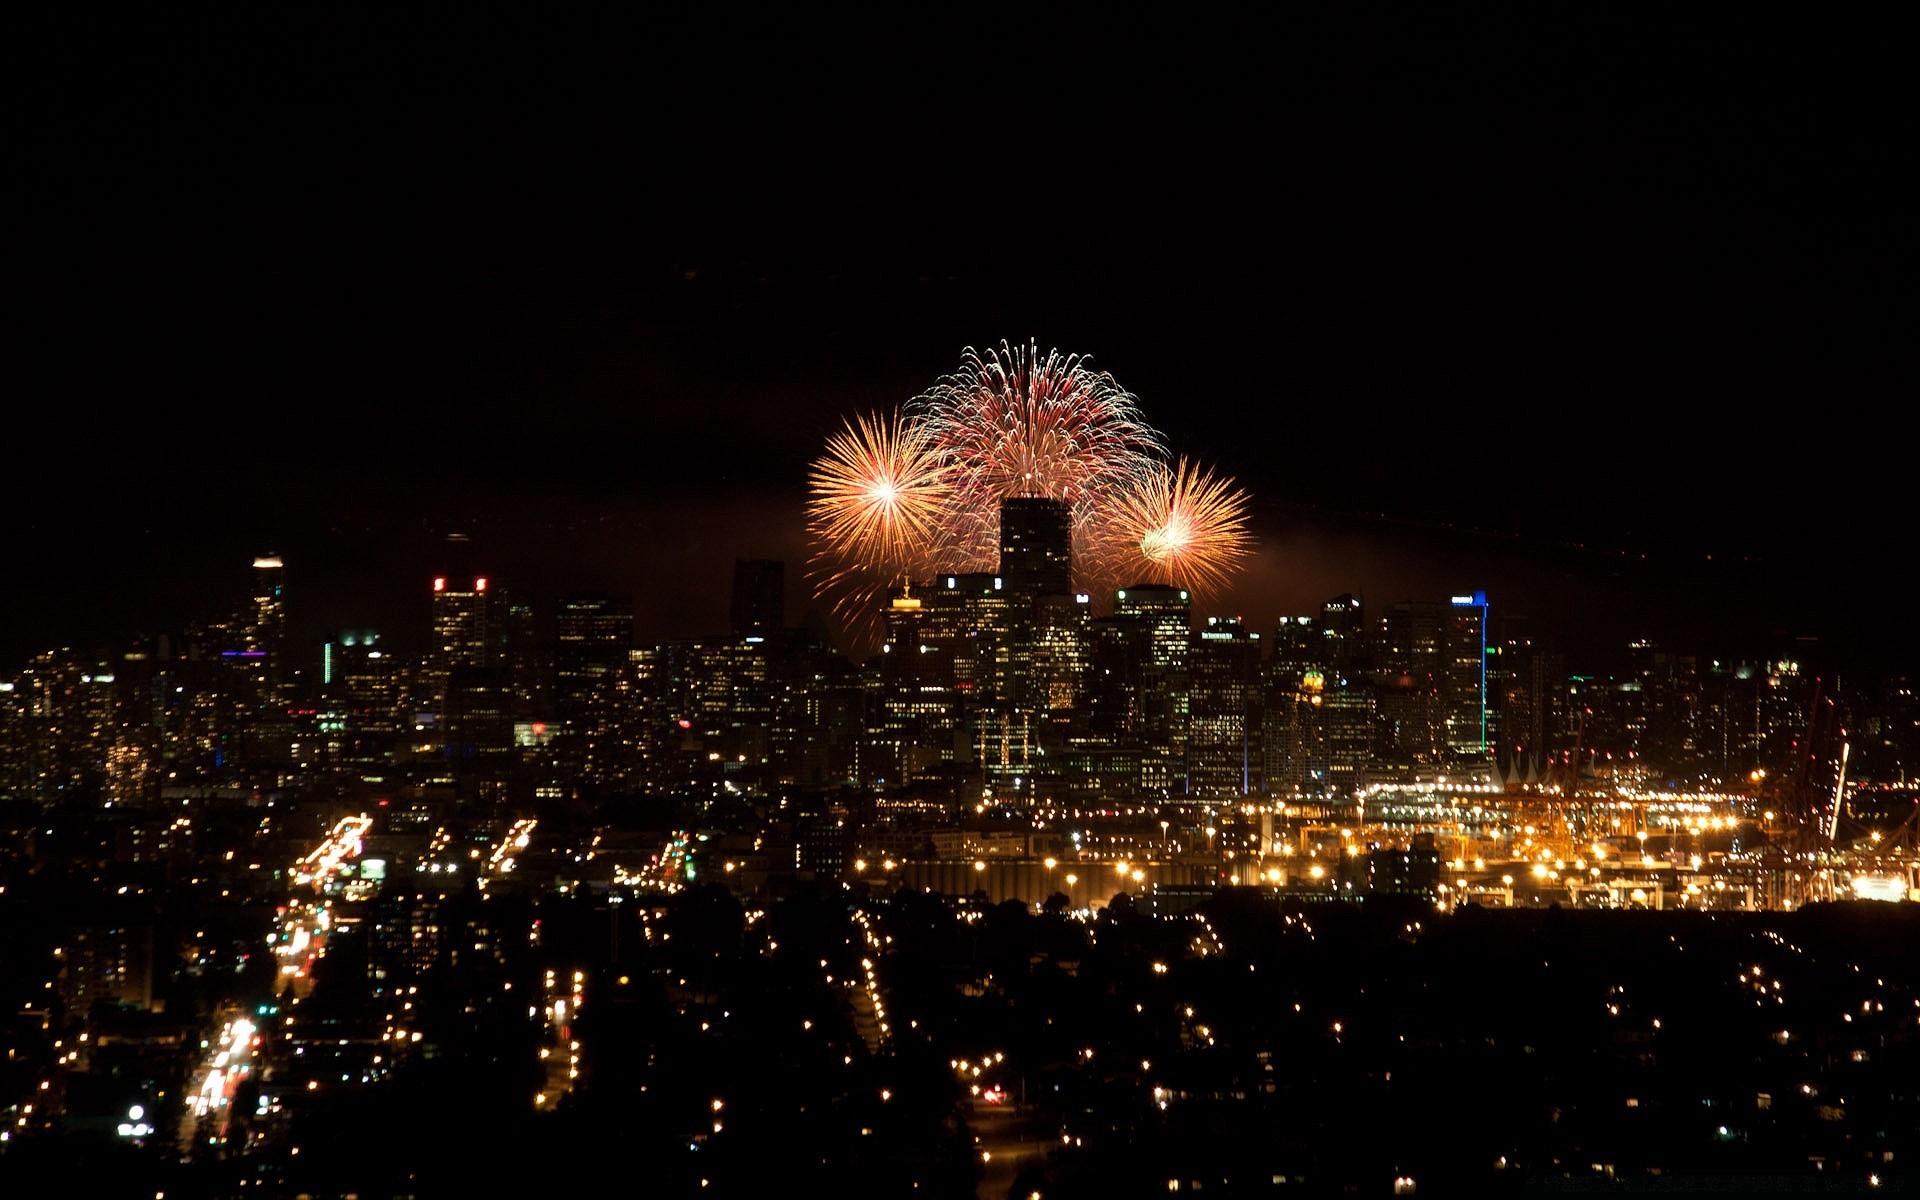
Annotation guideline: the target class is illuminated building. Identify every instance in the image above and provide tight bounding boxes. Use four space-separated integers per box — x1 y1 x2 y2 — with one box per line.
1113 583 1191 793
916 572 1011 791
425 575 522 775
552 594 635 780
1264 615 1329 794
319 629 404 769
999 498 1081 775
246 553 288 705
1445 591 1490 758
1488 617 1562 778
872 587 960 785
1188 615 1261 797
426 575 499 717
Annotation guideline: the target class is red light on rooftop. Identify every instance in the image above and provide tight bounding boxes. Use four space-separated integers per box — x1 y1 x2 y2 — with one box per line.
433 577 446 592
475 577 488 592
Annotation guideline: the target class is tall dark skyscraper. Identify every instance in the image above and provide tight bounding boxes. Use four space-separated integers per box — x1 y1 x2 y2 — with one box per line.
998 497 1073 599
730 558 785 636
553 593 635 728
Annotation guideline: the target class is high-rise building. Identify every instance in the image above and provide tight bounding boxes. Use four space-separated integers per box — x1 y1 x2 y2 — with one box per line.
1445 591 1490 759
998 497 1073 599
427 575 498 716
1374 592 1491 763
731 558 785 637
1378 599 1448 762
917 572 1011 790
425 575 521 778
319 629 404 769
1262 615 1328 795
1113 584 1191 794
1320 594 1369 677
552 594 635 782
1188 615 1262 797
247 553 288 703
553 594 634 727
871 589 960 786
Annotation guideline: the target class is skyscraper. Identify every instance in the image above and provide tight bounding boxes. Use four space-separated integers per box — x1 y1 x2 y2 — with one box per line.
730 558 785 637
1189 615 1262 797
1446 591 1490 759
997 497 1073 599
247 553 287 702
427 575 498 716
552 594 635 780
1113 583 1192 794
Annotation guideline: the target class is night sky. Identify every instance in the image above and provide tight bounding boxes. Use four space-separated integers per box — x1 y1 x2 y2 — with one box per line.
12 8 1912 679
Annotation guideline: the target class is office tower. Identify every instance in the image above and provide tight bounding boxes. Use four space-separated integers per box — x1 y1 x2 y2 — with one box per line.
550 594 635 781
919 573 1011 707
1445 591 1490 758
1113 583 1192 793
1188 615 1262 797
1321 680 1376 798
917 572 1012 789
0 648 121 803
1263 615 1328 795
730 559 785 636
247 553 288 703
1320 593 1369 676
426 575 521 777
427 575 498 715
871 588 960 785
1488 615 1561 781
995 496 1079 785
1375 593 1491 763
501 584 541 721
1378 599 1448 762
554 595 633 720
443 663 516 774
319 629 404 768
998 496 1073 599
1030 592 1093 720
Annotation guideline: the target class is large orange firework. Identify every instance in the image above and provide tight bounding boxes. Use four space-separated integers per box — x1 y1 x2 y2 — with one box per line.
805 409 954 626
905 339 1166 582
1104 456 1253 600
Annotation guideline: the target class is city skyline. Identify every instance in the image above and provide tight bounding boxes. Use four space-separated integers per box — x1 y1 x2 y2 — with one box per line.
15 9 1909 681
9 12 1918 1196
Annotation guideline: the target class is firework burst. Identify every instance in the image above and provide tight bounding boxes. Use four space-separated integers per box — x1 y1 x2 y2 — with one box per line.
804 344 1257 652
905 339 1166 579
804 409 954 628
1104 456 1254 600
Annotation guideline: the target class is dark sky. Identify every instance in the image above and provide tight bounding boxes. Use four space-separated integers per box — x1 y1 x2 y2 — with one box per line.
11 8 1913 680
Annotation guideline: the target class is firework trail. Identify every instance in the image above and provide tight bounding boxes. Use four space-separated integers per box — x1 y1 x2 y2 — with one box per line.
1103 456 1254 600
804 408 954 630
905 339 1166 582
